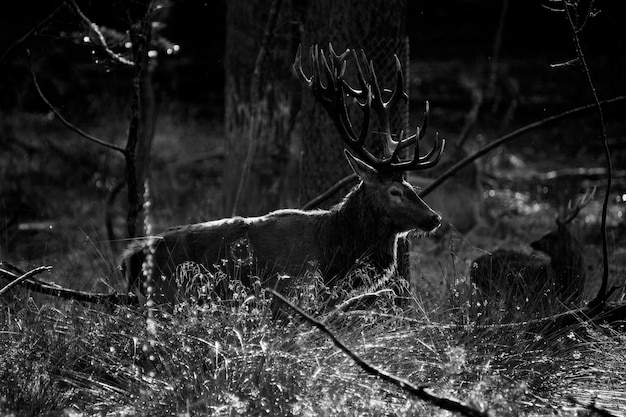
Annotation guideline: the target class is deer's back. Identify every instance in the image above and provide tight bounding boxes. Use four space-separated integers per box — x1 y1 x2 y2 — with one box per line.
124 210 325 302
471 249 550 300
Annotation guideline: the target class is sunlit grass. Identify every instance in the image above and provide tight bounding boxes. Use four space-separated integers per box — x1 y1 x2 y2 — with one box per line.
2 262 624 416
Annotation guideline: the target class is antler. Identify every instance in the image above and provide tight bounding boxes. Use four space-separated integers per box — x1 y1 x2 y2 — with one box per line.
293 43 445 173
560 187 596 225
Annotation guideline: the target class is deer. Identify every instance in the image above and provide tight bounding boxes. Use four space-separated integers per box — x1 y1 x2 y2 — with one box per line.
121 44 446 305
470 192 590 308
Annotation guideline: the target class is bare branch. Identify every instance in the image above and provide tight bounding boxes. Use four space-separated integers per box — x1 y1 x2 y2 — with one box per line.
0 266 52 298
69 0 134 66
303 96 626 209
0 266 137 305
269 289 489 417
419 95 626 198
0 1 68 64
301 173 358 209
29 61 126 154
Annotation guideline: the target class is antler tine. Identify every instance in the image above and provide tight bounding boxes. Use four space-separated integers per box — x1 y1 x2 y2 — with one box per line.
400 132 445 171
396 100 430 152
341 49 369 100
328 43 350 78
420 101 430 140
362 54 399 159
294 43 381 167
294 43 446 173
319 50 335 88
385 55 409 111
560 187 596 224
292 44 312 86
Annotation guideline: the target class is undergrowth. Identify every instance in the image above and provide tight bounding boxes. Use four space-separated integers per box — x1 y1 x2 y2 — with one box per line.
1 265 624 416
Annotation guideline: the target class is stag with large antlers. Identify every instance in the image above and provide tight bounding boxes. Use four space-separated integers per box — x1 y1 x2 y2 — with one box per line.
122 44 445 304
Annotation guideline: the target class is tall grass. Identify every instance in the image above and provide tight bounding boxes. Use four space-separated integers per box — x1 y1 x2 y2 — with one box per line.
1 262 624 416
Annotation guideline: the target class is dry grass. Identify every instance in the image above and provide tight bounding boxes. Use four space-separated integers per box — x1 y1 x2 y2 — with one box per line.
1 265 625 416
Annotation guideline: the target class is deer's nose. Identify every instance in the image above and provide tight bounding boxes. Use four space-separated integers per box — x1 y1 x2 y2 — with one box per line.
424 213 442 232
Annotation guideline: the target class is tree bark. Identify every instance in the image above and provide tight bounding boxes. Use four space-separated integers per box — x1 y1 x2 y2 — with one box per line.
297 0 408 206
223 0 300 216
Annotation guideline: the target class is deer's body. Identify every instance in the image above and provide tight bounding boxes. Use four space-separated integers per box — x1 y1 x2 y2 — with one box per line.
124 162 441 302
530 221 585 302
123 45 445 304
471 220 586 305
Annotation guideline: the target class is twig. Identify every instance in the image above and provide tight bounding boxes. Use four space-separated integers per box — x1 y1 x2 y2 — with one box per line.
0 1 68 64
268 289 489 417
29 59 126 154
0 266 52 298
0 266 137 305
419 95 626 198
562 2 612 308
69 0 134 66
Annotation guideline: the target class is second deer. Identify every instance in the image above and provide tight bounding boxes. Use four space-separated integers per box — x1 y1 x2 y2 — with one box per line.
470 194 590 308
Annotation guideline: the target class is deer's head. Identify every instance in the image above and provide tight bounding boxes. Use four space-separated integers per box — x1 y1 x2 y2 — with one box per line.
294 44 445 235
345 150 441 233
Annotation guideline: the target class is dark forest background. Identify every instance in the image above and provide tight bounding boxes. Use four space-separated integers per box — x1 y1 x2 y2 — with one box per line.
0 0 625 292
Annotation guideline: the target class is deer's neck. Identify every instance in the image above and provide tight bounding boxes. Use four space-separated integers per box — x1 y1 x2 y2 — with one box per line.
316 185 397 279
550 236 586 300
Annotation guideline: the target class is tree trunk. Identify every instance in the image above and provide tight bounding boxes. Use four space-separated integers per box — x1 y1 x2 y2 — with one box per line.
297 0 408 206
126 9 156 239
223 0 300 216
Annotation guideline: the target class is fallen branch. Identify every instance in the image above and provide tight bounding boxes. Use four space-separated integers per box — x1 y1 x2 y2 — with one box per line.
0 265 137 305
269 289 489 417
0 266 52 298
499 167 626 183
301 173 358 209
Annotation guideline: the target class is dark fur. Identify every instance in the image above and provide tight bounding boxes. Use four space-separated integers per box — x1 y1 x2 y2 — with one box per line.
471 221 585 304
530 221 585 302
122 153 441 303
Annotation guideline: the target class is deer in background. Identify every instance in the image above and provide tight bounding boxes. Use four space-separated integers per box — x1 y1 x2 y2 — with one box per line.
470 193 590 307
122 44 445 304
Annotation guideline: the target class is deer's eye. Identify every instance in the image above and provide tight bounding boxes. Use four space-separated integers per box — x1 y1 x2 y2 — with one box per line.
389 188 402 197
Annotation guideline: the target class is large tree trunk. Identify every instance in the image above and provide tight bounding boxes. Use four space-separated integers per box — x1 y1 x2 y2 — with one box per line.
295 0 412 289
297 0 409 206
223 0 300 216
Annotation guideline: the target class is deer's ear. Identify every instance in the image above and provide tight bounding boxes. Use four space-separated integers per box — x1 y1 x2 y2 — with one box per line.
345 150 378 183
